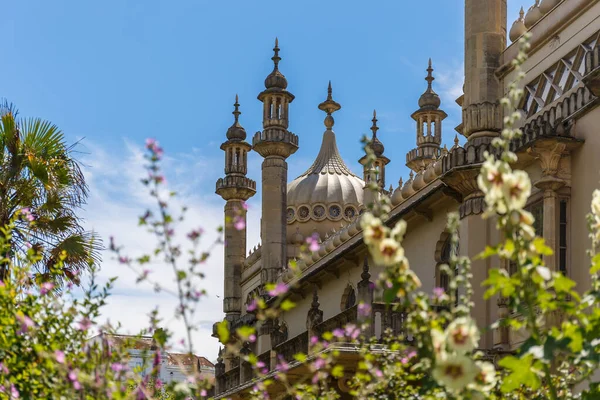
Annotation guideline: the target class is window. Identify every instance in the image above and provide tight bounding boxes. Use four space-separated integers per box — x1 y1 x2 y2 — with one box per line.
341 285 356 311
559 200 568 275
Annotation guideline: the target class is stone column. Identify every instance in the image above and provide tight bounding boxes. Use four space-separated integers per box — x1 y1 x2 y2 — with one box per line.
260 156 288 283
463 0 506 142
530 142 568 272
357 257 374 337
223 200 246 320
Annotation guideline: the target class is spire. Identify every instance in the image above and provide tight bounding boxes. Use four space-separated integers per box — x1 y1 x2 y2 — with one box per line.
311 287 320 309
426 58 434 91
369 110 385 157
371 110 379 137
262 38 289 90
318 81 341 130
233 94 240 122
361 257 371 282
272 37 281 70
417 59 441 110
226 95 246 141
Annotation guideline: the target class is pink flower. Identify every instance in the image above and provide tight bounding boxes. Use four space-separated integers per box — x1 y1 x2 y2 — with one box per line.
55 350 65 364
246 298 258 312
306 233 320 252
17 315 34 334
111 363 126 372
313 357 326 370
233 216 246 231
10 385 19 399
310 336 319 345
68 370 81 390
268 282 288 297
40 282 54 295
78 317 92 331
200 389 208 397
433 287 445 299
358 302 371 317
242 202 249 211
332 328 344 338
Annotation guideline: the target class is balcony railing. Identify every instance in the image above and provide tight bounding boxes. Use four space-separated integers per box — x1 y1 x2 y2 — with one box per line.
273 331 308 363
314 305 357 337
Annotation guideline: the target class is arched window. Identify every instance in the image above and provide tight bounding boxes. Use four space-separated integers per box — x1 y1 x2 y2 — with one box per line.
340 284 356 311
435 232 458 296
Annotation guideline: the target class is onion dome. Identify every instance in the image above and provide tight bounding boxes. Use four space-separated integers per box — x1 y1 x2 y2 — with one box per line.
264 38 288 90
539 0 560 14
509 8 527 42
286 83 364 241
226 95 246 141
418 59 441 110
524 0 543 27
369 110 384 157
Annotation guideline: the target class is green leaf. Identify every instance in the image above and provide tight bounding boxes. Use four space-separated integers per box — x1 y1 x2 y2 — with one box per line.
236 326 255 341
294 353 307 363
554 274 575 293
280 299 296 311
498 354 541 392
331 365 344 378
217 320 230 343
533 237 553 256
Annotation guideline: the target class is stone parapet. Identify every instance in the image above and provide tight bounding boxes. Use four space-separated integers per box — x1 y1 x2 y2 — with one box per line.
215 176 256 201
252 129 299 158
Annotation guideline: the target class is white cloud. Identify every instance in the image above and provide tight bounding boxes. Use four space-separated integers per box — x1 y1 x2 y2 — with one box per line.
79 139 261 362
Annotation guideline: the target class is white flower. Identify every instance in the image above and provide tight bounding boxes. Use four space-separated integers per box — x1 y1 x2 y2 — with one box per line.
372 238 405 267
502 170 531 211
390 220 407 242
592 190 600 217
432 352 478 393
445 317 480 354
361 213 389 247
431 329 446 356
468 361 498 392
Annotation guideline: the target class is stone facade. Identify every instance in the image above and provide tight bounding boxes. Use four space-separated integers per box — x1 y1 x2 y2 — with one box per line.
213 1 600 397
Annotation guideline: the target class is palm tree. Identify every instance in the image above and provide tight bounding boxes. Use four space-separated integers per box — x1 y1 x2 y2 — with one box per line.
0 100 101 286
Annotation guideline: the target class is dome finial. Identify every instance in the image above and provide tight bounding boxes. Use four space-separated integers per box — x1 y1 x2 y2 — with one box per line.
226 95 246 140
272 37 281 70
425 59 435 91
318 81 341 130
519 6 525 20
369 109 385 157
233 94 241 123
371 110 379 137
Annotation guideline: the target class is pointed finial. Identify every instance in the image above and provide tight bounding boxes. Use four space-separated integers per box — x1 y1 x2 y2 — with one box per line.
272 37 281 69
311 287 320 309
426 59 435 90
371 110 379 137
318 81 341 129
233 94 241 122
398 177 403 187
454 134 459 147
519 7 524 20
389 184 393 192
361 257 371 282
409 170 414 180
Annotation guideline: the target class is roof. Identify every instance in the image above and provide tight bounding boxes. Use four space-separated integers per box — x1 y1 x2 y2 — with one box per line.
168 353 215 368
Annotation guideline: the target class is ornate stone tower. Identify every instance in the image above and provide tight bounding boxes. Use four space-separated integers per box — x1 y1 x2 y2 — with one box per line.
406 60 447 173
215 96 256 322
359 110 389 207
252 39 298 285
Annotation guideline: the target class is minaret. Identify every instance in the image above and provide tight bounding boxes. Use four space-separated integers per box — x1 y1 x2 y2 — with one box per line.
359 110 389 207
215 95 256 321
252 39 298 285
406 60 447 173
361 110 389 186
463 0 506 142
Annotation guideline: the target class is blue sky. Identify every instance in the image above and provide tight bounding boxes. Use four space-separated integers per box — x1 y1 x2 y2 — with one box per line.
3 0 523 360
